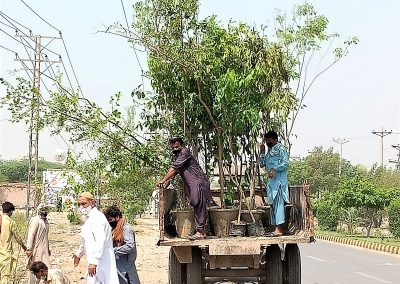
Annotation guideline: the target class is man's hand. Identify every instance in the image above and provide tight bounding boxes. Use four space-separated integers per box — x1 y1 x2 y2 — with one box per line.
73 254 80 267
88 264 97 277
268 168 275 179
260 144 265 153
26 249 32 258
156 180 165 188
156 180 170 188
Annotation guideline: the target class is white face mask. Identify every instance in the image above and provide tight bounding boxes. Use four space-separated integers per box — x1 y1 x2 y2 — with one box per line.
79 206 92 216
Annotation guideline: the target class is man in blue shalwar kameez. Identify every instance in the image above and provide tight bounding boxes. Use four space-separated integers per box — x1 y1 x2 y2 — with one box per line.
259 131 289 236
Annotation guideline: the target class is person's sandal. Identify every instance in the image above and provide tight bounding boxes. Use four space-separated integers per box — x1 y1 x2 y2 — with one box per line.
265 232 283 237
188 234 207 240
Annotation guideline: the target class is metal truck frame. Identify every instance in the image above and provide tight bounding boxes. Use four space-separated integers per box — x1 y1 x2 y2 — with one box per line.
158 184 315 284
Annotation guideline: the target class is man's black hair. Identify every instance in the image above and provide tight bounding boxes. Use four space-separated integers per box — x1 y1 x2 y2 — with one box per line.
2 202 15 213
169 137 184 145
104 206 123 219
30 261 48 273
264 130 279 140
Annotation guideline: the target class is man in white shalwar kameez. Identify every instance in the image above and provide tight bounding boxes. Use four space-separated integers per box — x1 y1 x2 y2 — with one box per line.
73 192 119 284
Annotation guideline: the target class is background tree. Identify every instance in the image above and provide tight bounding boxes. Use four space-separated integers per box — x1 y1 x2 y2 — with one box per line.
333 176 391 237
0 159 64 183
273 3 359 151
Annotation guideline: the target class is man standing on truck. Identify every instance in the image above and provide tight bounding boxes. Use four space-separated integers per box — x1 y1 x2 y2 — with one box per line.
157 137 212 240
259 131 290 237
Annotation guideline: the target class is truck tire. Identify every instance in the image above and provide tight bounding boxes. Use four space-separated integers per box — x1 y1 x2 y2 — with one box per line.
283 244 301 284
186 247 203 284
169 248 184 284
265 244 283 284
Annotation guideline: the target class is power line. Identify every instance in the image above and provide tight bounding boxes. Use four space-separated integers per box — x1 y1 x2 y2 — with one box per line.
0 11 32 33
60 58 74 91
0 27 34 50
15 54 33 80
0 44 17 54
0 20 17 30
0 10 61 58
333 138 349 176
19 0 60 32
372 127 393 166
389 144 400 170
120 0 143 72
119 0 145 90
59 33 84 97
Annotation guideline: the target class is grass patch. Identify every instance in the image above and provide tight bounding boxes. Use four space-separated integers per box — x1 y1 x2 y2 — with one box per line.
13 211 28 237
316 229 400 247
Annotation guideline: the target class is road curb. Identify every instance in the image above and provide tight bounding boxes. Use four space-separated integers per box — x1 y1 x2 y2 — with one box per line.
316 234 400 255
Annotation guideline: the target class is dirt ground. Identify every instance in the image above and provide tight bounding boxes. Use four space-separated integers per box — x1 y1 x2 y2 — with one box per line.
15 212 252 284
14 212 169 283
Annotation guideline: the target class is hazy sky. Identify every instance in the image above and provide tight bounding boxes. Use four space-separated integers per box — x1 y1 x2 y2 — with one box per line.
0 0 399 167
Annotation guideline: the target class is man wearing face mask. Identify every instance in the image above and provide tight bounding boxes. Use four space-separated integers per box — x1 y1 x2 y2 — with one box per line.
259 131 290 237
26 203 51 284
30 261 70 283
156 137 212 240
0 202 27 284
73 192 119 284
104 206 140 284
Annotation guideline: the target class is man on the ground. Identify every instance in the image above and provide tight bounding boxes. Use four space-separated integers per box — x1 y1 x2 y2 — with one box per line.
30 261 70 284
26 203 51 284
73 192 119 284
104 206 140 284
0 202 27 284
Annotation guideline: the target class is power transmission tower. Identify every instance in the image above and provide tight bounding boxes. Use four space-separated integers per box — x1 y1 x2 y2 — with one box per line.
389 144 400 170
16 34 60 218
372 128 393 167
333 138 349 176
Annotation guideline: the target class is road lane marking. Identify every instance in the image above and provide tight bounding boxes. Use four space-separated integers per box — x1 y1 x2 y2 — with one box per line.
306 255 326 262
355 272 392 283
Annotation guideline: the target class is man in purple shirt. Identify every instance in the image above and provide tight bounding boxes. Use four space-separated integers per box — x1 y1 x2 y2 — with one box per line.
157 137 212 240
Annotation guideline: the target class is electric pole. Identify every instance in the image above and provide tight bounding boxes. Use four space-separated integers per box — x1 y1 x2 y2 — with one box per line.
389 144 400 170
16 33 60 218
372 128 393 167
333 138 349 176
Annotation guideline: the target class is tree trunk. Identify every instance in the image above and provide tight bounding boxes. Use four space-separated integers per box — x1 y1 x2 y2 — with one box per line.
217 131 225 208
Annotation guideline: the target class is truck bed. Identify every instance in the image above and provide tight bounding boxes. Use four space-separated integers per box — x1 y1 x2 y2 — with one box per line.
159 233 313 248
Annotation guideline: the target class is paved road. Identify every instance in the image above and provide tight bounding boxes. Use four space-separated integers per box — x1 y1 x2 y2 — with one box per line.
205 240 400 284
301 240 400 284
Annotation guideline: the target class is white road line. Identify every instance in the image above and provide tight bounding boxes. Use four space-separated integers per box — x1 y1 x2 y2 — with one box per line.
355 272 392 283
306 255 326 262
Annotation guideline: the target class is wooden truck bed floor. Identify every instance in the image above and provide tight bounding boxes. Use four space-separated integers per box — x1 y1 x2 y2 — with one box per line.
159 234 313 247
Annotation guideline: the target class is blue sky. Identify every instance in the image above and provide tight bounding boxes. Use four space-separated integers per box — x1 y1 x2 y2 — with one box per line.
0 0 399 168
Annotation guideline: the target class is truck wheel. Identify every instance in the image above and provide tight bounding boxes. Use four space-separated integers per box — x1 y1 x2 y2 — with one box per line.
265 244 283 284
169 248 184 284
283 244 301 284
186 247 203 284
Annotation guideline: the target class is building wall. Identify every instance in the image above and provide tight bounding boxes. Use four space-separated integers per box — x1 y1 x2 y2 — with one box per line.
0 183 28 208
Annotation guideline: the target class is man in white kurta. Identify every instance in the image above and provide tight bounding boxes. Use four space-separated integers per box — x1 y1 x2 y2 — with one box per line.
74 192 119 284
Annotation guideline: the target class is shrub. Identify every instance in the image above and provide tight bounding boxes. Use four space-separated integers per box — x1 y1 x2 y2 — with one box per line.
388 199 400 238
315 200 339 231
